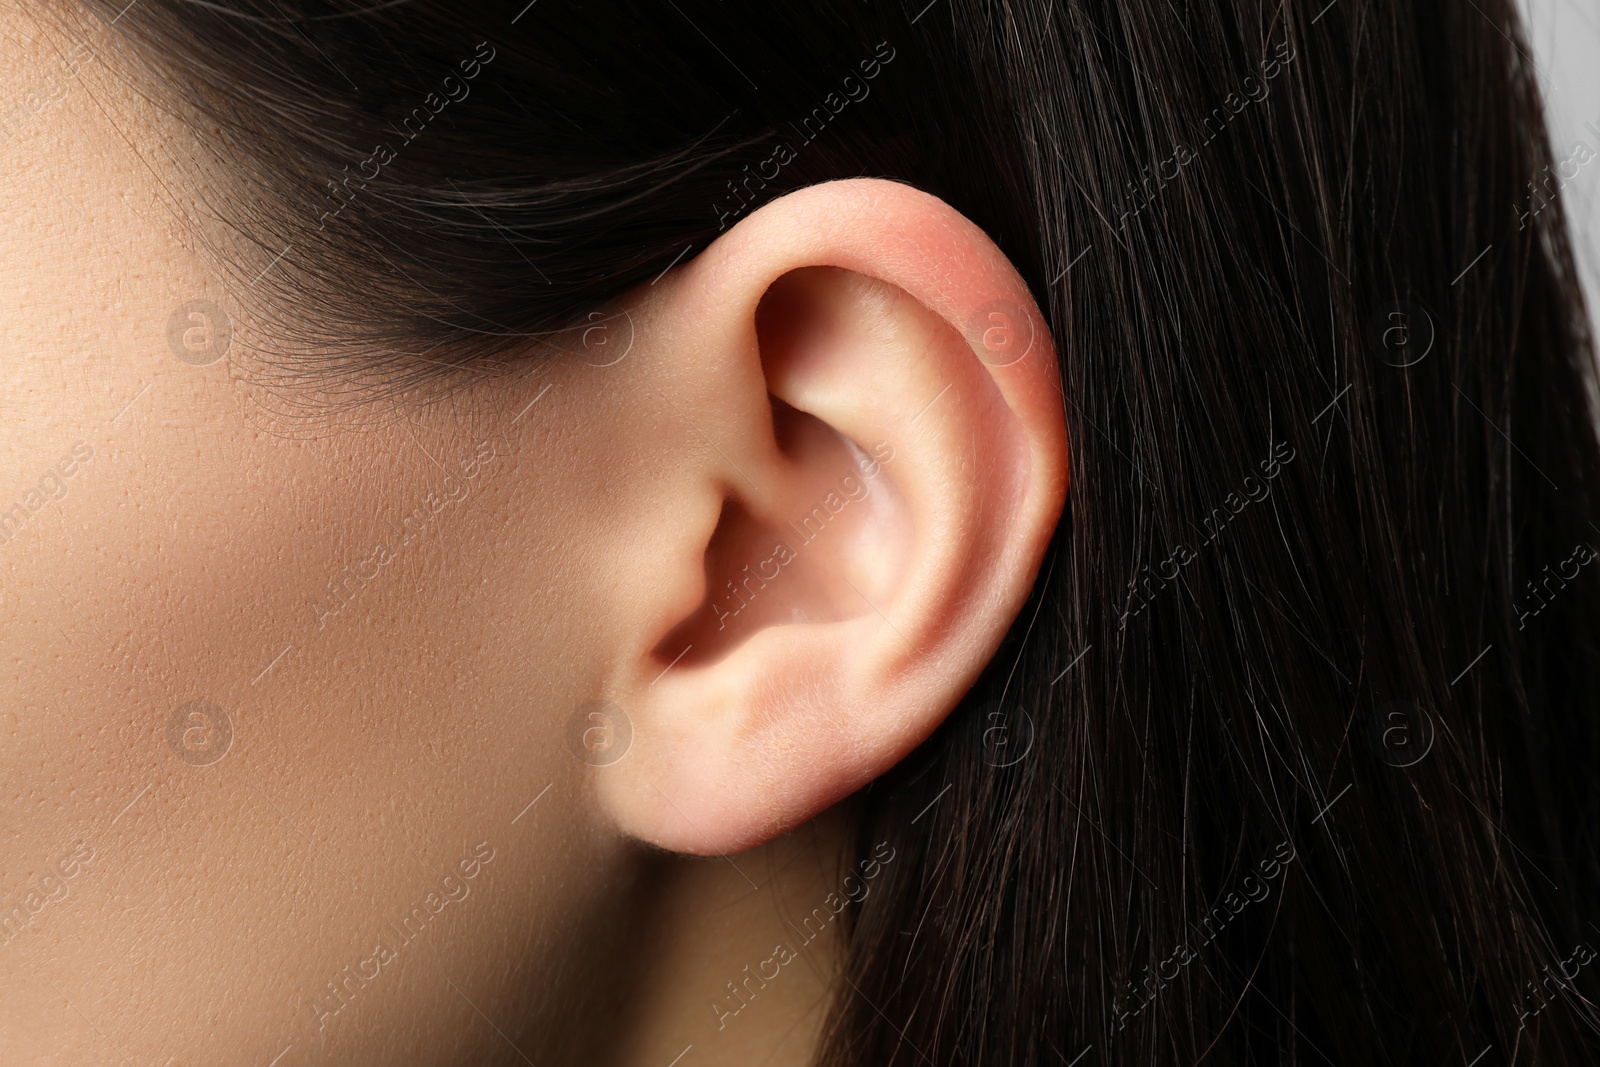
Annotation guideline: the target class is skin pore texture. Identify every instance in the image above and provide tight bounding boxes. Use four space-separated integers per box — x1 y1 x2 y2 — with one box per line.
0 8 1065 1065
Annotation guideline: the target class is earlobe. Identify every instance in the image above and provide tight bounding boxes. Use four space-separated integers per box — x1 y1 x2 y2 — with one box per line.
587 179 1067 856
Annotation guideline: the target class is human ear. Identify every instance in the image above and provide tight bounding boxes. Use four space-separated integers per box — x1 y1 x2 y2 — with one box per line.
586 178 1067 855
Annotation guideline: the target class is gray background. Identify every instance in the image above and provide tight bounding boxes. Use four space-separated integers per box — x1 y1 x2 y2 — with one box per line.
1522 0 1600 329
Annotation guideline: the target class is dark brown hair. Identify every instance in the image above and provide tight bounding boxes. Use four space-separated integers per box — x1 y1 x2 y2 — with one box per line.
71 0 1600 1061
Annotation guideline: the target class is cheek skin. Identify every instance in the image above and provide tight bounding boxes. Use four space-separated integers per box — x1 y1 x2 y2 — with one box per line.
0 16 636 1065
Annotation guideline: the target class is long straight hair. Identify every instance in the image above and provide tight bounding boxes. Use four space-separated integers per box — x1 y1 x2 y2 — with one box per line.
70 0 1600 1061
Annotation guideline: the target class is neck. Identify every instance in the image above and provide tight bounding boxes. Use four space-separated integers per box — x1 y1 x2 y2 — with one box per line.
606 805 855 1067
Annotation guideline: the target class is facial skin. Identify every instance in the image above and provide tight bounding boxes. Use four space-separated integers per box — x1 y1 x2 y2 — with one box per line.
0 9 1065 1066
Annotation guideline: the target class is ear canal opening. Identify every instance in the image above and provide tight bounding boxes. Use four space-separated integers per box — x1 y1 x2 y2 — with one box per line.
649 399 903 671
